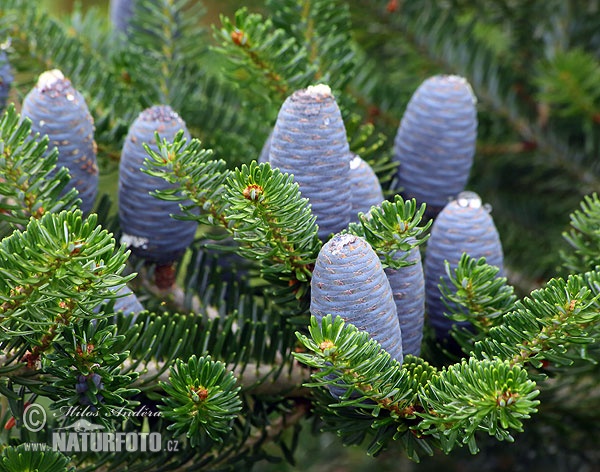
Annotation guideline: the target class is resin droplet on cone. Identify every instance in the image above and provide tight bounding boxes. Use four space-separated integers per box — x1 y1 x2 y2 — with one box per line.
425 191 504 340
21 69 99 214
311 233 403 364
269 85 353 241
393 75 477 217
118 105 197 265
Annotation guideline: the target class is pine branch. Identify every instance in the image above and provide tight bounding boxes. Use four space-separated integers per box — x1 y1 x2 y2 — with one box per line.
418 358 540 454
225 161 321 301
267 0 357 91
213 7 314 107
440 254 517 351
159 355 242 446
295 315 540 458
142 131 230 229
119 0 208 111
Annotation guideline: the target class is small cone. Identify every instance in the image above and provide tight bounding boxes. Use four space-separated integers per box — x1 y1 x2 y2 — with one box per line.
384 244 425 356
348 154 384 222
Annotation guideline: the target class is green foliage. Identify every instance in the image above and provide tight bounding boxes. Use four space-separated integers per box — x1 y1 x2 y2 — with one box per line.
159 355 242 446
0 210 132 350
0 444 74 472
0 105 79 230
142 131 230 228
347 196 430 268
418 358 540 454
120 0 208 111
561 192 600 273
472 273 600 368
225 161 320 300
2 0 600 469
40 318 140 428
295 315 539 459
440 254 517 350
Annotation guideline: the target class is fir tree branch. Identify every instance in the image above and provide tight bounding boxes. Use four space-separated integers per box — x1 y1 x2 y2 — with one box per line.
347 195 430 268
225 161 321 300
295 315 540 458
0 210 133 359
214 7 314 106
440 254 518 352
120 0 208 111
472 272 600 368
0 106 79 228
142 131 231 229
561 192 600 273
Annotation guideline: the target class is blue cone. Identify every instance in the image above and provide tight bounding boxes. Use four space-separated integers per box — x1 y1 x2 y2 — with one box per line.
425 191 504 340
118 104 197 264
21 69 99 214
393 75 477 217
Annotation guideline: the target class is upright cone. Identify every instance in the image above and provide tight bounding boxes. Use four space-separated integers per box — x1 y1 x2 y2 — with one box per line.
21 69 98 214
348 154 384 222
385 244 425 357
311 233 403 364
393 75 477 217
269 85 353 241
118 105 197 264
425 191 504 340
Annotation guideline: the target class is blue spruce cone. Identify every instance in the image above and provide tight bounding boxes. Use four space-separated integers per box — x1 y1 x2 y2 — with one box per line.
21 69 99 214
384 244 425 357
348 154 384 223
118 105 197 264
0 50 13 113
393 75 477 217
269 84 353 241
425 191 504 340
311 233 403 364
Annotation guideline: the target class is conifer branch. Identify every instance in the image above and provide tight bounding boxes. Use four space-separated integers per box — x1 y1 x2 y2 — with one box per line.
0 106 79 228
347 195 430 268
